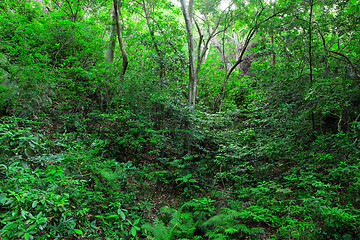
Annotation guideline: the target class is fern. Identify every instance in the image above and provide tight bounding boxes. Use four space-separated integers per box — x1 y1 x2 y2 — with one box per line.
181 197 216 221
224 227 240 234
203 214 230 228
142 207 198 239
248 227 265 235
203 209 264 239
202 209 241 228
142 221 172 240
99 168 117 181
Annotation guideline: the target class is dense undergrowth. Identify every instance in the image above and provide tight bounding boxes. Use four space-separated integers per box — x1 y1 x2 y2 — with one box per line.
1 112 359 239
1 0 360 239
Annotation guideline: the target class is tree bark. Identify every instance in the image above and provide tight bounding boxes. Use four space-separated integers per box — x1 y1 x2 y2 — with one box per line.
308 0 315 131
105 4 117 62
271 1 276 65
113 0 128 79
180 0 197 109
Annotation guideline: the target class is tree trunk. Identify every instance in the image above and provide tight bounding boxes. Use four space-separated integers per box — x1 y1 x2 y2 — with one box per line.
180 0 197 109
179 0 196 153
105 4 117 62
271 1 276 65
113 0 128 79
308 0 315 132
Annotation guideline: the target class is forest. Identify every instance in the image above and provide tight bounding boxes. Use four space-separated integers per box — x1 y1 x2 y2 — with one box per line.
0 0 360 239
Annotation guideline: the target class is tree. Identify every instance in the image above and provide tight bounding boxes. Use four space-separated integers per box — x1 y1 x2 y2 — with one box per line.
180 0 197 108
114 0 129 79
106 3 117 62
217 0 283 112
137 0 166 78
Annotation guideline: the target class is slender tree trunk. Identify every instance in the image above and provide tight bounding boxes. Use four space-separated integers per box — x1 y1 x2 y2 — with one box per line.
103 0 128 111
113 0 128 79
308 0 315 132
271 31 275 64
102 8 112 39
180 0 197 109
180 0 196 153
194 13 227 100
105 4 117 62
271 1 276 65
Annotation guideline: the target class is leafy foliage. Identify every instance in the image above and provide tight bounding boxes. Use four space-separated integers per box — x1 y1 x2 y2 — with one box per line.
1 0 360 239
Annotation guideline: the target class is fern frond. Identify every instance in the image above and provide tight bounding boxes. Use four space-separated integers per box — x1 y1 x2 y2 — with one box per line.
234 224 249 233
203 214 228 227
223 209 242 220
249 227 265 235
224 227 239 234
141 222 171 240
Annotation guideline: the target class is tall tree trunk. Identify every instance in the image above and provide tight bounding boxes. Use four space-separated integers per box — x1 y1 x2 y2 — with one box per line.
103 1 128 111
180 0 197 109
271 1 276 65
194 12 229 101
113 0 128 79
105 4 117 62
180 0 196 153
308 0 315 132
105 0 128 78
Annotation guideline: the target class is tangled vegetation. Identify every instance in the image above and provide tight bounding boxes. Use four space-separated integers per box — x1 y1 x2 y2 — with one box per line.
1 0 360 239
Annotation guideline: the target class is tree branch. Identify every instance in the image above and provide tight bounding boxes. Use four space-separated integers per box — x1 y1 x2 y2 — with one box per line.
315 21 360 77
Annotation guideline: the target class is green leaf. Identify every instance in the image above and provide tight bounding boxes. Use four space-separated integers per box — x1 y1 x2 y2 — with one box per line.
0 193 7 204
27 224 37 232
73 229 83 235
36 212 43 219
225 228 239 234
133 218 140 225
3 223 17 230
118 209 126 220
32 200 38 208
23 233 31 239
130 227 137 236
